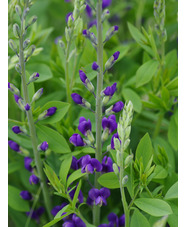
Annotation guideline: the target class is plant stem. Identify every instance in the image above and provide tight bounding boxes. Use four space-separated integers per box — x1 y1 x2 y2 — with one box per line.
128 185 140 210
153 112 164 139
145 185 153 198
93 0 103 226
65 40 72 104
119 152 130 227
19 13 52 221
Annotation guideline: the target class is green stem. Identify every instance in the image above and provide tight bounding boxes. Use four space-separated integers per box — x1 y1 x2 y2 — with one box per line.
93 0 103 226
65 41 72 103
25 187 42 227
145 185 153 198
19 13 52 221
119 152 130 227
128 185 140 210
153 112 164 139
136 0 146 28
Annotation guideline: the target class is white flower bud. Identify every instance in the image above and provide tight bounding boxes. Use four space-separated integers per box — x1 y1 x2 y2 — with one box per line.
122 175 128 186
113 163 119 176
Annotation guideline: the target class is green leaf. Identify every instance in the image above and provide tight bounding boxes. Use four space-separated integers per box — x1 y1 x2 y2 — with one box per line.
135 133 153 170
55 204 71 219
44 163 64 192
167 201 178 227
35 101 70 124
122 88 142 113
127 22 153 56
166 77 178 91
98 172 120 189
67 169 86 188
168 114 178 150
8 161 23 174
153 165 168 179
43 212 73 227
130 209 151 227
134 198 172 217
165 50 178 79
72 180 82 209
164 182 178 200
36 124 71 153
59 156 72 186
8 185 30 212
27 63 53 82
136 60 159 87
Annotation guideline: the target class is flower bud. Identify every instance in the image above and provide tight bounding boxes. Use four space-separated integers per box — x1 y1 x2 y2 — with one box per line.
105 51 120 71
104 25 119 43
79 70 95 93
82 30 97 45
37 107 57 121
31 88 43 102
113 163 119 176
122 175 128 186
92 62 99 71
69 134 86 147
20 191 32 200
102 96 110 106
8 82 20 96
26 16 37 29
28 72 39 84
38 141 48 151
101 128 109 143
65 27 71 42
13 23 20 38
114 137 121 151
67 13 74 27
8 140 20 152
9 39 17 53
125 126 131 139
15 4 22 19
58 39 65 50
23 38 30 49
25 45 35 60
124 154 133 167
15 63 22 74
123 139 130 150
101 9 110 22
24 103 30 111
12 126 22 134
23 7 30 18
87 130 95 144
29 174 39 185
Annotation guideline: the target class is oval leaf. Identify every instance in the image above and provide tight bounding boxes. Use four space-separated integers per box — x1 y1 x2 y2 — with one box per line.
131 209 151 227
98 172 120 189
36 125 71 153
134 198 173 217
164 182 178 200
136 60 159 87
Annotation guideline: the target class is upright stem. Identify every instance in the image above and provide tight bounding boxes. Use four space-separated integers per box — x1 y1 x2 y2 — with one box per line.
119 151 130 227
19 13 52 221
65 41 72 103
93 0 103 226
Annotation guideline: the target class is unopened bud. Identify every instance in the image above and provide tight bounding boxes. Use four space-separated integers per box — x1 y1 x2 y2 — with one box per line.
26 16 37 29
83 99 91 109
101 128 109 143
87 130 95 144
113 163 119 176
101 9 110 23
25 45 35 60
28 72 39 84
105 51 120 71
123 139 130 150
80 4 86 13
31 88 43 102
15 5 22 19
114 137 121 151
23 38 30 49
102 96 110 106
104 25 119 43
13 24 20 38
65 27 71 42
122 175 128 186
15 63 22 74
9 39 17 53
23 7 30 18
8 82 20 96
124 154 133 167
82 30 97 45
58 40 65 49
125 126 131 139
18 98 26 111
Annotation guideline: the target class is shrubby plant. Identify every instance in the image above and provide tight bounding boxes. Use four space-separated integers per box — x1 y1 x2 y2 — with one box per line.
8 0 178 226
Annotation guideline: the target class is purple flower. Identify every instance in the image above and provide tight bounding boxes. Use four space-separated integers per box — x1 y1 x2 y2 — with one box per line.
20 191 32 200
108 213 125 227
26 207 45 224
103 83 117 96
63 214 86 227
112 101 124 113
78 117 92 136
102 115 117 134
69 134 85 147
54 36 62 45
46 107 57 116
66 12 74 23
92 62 99 71
81 155 102 174
24 157 33 172
102 0 112 9
71 156 83 170
79 70 87 84
111 133 121 150
114 25 119 31
29 174 39 185
14 94 21 103
102 156 113 173
51 202 68 216
88 188 110 206
25 103 30 111
82 29 88 36
71 93 83 105
88 19 97 28
113 51 120 61
39 141 48 151
12 126 22 134
86 4 92 17
69 185 84 203
8 140 20 152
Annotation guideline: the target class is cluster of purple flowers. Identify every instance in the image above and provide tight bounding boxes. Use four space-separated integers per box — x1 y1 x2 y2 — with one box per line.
99 213 125 227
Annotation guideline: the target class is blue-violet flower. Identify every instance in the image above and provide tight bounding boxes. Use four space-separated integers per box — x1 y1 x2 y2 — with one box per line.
81 155 102 174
